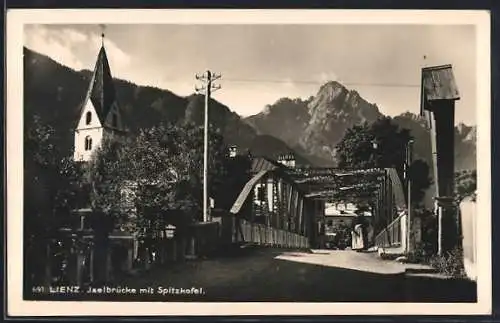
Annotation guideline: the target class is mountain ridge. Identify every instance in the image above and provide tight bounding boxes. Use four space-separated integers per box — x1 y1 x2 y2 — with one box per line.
245 83 476 171
24 47 476 172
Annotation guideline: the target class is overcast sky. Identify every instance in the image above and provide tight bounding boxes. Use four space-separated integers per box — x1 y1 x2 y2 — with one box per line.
24 24 476 125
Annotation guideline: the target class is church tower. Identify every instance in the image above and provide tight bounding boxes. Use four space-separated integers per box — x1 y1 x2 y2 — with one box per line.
73 33 126 162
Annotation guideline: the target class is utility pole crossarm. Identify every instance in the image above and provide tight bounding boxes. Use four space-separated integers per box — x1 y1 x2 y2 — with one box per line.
195 72 208 81
210 84 222 92
195 85 206 93
211 73 222 81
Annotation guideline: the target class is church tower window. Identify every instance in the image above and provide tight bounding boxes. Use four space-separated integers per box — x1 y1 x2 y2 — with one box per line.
86 111 92 125
112 113 118 128
85 136 92 151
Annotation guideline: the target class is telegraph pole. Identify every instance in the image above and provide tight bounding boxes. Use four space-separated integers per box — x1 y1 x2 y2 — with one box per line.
196 70 221 222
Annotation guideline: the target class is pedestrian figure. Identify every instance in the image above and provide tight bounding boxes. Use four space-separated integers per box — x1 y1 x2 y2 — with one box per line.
351 210 368 251
351 224 364 251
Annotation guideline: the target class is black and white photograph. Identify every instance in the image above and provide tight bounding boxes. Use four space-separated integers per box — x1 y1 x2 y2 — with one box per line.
6 9 491 316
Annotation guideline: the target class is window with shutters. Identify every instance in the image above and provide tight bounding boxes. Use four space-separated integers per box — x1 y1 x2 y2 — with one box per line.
85 136 92 151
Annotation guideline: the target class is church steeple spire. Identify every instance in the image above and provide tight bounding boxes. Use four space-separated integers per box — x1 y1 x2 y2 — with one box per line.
73 29 125 162
85 40 116 124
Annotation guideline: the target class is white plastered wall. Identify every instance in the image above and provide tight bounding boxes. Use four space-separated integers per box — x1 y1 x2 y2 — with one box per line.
73 100 104 161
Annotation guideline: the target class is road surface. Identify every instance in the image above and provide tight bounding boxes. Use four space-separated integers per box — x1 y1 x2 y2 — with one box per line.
32 247 476 302
109 247 476 302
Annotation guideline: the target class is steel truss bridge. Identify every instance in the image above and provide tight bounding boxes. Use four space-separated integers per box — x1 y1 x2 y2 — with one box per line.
226 165 408 250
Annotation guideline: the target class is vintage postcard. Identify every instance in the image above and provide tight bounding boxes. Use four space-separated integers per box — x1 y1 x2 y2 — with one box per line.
6 9 491 316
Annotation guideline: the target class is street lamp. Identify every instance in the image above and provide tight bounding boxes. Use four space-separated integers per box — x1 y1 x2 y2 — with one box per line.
405 139 415 254
370 139 380 168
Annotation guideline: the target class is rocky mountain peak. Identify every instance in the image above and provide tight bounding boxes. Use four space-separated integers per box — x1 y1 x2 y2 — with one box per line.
262 104 273 116
456 122 468 133
319 80 346 91
396 112 428 126
456 122 475 134
465 126 477 142
310 81 347 109
456 122 476 142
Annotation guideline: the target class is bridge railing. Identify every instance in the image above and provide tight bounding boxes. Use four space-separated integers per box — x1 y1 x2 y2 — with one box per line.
230 217 308 249
374 211 407 250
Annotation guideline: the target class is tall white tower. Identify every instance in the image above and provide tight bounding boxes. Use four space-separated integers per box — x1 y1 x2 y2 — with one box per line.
73 33 126 162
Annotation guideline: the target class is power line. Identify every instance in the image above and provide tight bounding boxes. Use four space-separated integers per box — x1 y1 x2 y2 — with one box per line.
223 78 420 88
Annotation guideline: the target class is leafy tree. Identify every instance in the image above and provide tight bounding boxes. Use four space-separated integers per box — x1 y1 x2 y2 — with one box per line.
455 170 477 202
336 116 432 206
85 137 130 234
81 122 230 272
83 137 132 283
213 154 252 211
408 159 433 205
82 122 229 239
335 122 373 169
96 122 228 237
24 115 82 289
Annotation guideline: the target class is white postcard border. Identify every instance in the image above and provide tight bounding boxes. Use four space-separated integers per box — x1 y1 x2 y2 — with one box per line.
6 9 492 316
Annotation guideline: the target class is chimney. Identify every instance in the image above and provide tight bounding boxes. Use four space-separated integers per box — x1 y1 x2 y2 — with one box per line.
288 153 296 168
278 153 286 166
278 152 295 168
229 145 238 158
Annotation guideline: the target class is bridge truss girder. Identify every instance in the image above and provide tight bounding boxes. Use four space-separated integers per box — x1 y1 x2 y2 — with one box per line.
282 167 407 234
285 167 386 204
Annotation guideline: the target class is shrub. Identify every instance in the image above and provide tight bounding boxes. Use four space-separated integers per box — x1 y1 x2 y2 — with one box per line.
455 170 477 203
414 208 438 260
429 247 466 278
407 241 433 264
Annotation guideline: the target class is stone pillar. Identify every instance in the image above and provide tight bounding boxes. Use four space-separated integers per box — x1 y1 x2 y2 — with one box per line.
133 238 139 261
43 242 52 289
171 239 177 262
144 248 151 270
127 246 134 272
106 249 113 281
187 236 196 258
76 253 85 285
178 237 185 261
408 216 422 252
89 247 94 282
